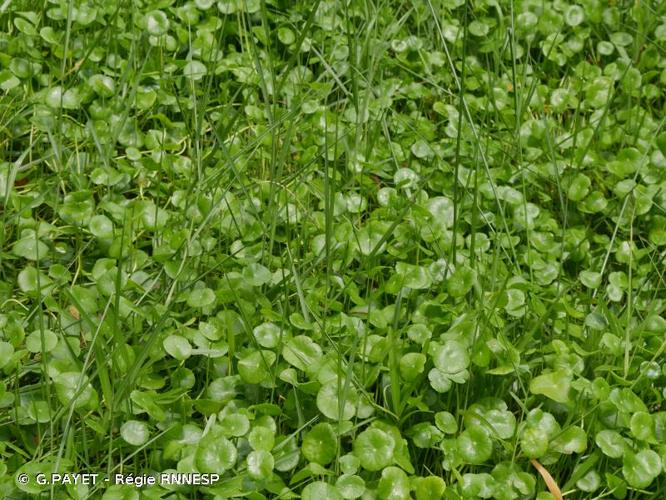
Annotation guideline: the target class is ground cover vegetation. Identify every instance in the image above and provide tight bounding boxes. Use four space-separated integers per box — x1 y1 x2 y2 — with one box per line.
1 0 666 498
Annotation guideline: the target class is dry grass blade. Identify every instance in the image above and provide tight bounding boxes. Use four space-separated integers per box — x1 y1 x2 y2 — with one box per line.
531 458 564 500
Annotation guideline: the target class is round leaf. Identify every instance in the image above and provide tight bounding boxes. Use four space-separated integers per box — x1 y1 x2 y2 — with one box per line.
238 350 275 384
399 352 426 381
89 215 114 238
433 340 469 374
145 10 169 36
302 423 338 465
550 426 587 455
283 335 322 373
335 474 365 499
13 237 49 261
316 382 356 421
520 427 549 458
595 430 626 458
163 335 192 360
120 420 150 446
247 450 274 480
353 428 395 471
457 427 493 464
195 436 237 473
301 482 343 500
377 466 410 499
414 476 446 500
187 288 216 308
26 330 58 353
622 450 662 489
529 370 571 403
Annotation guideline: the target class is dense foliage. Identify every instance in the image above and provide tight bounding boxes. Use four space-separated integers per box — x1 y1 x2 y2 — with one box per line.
1 0 665 498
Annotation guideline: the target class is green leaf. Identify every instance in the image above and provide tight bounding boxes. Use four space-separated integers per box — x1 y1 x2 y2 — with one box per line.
580 270 602 288
0 342 15 370
622 450 662 489
187 288 216 308
238 350 275 384
395 262 432 289
629 412 654 442
248 426 275 451
377 466 410 499
89 215 114 238
302 423 337 465
26 330 58 353
576 469 601 492
301 482 343 500
520 427 549 458
277 27 295 45
219 414 250 437
353 428 395 471
457 427 493 464
568 174 591 201
550 426 587 454
435 411 458 434
413 476 446 500
565 6 585 26
411 140 434 159
335 474 365 499
529 370 571 403
464 404 516 440
469 20 490 37
88 74 115 97
399 352 426 381
447 267 476 297
139 201 169 230
195 435 237 472
120 420 150 446
253 322 281 348
247 450 274 480
428 368 453 393
432 340 469 374
183 60 207 80
242 262 272 286
283 335 323 373
145 10 169 36
316 382 356 421
13 236 49 260
461 472 497 498
53 372 98 410
163 335 192 360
